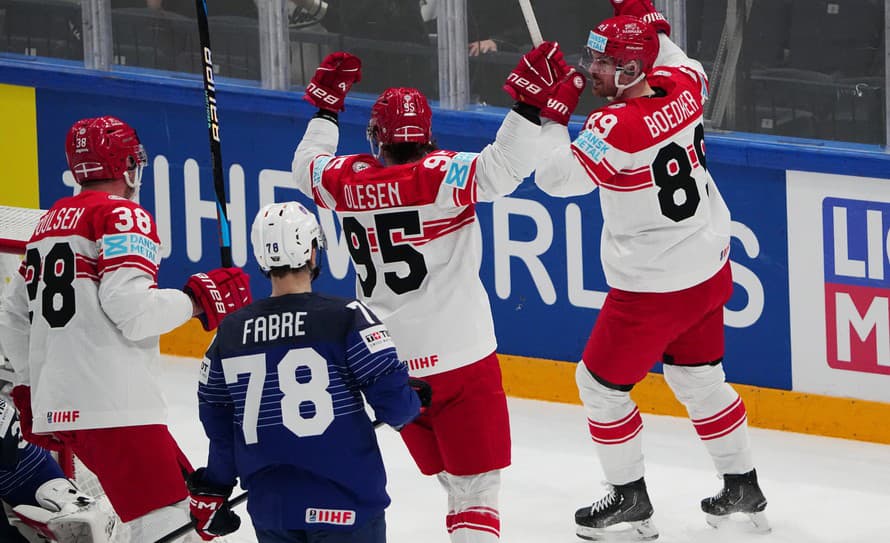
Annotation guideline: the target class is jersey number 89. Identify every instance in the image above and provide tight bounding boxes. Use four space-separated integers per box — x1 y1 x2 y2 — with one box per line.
652 123 708 222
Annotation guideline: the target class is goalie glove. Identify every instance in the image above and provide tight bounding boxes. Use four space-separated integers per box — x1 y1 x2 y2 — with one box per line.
304 51 362 112
503 41 569 110
10 386 65 453
184 268 252 331
541 69 587 126
610 0 671 35
187 468 241 541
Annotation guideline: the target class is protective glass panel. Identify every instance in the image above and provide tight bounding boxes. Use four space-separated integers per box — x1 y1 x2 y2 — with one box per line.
110 0 261 81
691 0 886 145
0 0 84 62
287 0 438 100
465 1 614 112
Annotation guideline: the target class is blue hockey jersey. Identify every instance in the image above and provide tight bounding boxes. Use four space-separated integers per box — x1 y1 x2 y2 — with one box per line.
197 292 420 531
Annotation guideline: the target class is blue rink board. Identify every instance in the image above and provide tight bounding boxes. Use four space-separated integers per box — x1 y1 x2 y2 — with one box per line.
6 58 890 392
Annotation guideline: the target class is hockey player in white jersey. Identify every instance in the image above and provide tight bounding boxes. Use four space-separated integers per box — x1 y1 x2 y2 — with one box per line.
533 1 768 539
0 116 253 541
292 48 565 542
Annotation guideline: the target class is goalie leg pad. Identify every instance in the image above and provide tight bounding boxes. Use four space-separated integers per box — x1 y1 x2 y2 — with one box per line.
13 479 126 543
437 470 500 542
663 364 754 475
575 363 645 485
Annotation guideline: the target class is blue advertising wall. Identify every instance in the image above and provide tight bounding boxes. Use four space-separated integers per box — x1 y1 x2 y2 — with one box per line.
5 58 890 443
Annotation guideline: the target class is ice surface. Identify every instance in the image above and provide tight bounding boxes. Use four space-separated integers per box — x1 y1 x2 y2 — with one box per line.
161 355 889 543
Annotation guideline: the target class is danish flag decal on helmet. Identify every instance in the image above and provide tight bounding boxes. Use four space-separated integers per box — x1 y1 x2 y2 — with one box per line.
65 116 147 189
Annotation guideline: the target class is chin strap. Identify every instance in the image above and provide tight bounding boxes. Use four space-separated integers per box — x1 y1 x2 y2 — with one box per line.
613 65 646 99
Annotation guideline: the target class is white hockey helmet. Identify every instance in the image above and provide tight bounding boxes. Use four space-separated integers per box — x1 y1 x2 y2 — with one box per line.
251 202 325 274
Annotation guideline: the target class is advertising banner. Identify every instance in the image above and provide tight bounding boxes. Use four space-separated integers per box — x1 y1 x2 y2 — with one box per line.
788 170 890 402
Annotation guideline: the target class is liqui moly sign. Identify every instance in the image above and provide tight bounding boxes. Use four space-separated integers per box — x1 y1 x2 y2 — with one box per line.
823 198 890 374
788 170 890 402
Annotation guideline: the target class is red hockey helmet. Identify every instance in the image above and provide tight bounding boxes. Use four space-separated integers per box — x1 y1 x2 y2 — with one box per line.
367 87 432 150
65 116 147 187
583 15 659 75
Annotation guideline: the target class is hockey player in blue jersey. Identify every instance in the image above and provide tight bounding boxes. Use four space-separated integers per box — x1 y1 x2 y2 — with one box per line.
188 201 429 542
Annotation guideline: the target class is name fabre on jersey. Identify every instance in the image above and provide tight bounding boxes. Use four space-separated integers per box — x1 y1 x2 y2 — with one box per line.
306 507 356 526
242 311 309 344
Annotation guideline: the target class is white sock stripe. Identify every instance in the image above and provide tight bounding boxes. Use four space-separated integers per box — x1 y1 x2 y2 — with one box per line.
692 396 743 426
447 522 501 537
461 506 500 517
587 406 641 429
698 414 748 441
590 421 643 444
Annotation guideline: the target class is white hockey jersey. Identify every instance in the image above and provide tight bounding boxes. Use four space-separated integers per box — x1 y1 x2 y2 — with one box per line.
536 35 731 293
292 111 539 377
0 191 194 432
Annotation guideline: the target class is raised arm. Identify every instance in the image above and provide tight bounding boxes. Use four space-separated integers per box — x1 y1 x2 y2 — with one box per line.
466 41 570 202
292 52 361 199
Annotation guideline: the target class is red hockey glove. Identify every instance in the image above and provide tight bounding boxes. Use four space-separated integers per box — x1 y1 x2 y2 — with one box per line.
408 378 432 414
503 41 569 109
304 52 362 112
610 0 671 35
187 468 240 541
542 70 587 126
10 386 65 453
184 268 252 331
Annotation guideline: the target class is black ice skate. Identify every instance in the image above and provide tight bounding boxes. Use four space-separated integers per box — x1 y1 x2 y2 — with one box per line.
701 469 770 533
575 478 658 541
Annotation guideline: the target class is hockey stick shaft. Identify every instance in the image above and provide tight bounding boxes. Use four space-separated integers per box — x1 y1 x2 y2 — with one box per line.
517 0 543 46
154 421 386 542
194 0 233 268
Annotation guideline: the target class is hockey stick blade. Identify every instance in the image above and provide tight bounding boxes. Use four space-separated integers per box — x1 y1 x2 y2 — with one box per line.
154 421 385 542
194 0 233 268
517 0 543 46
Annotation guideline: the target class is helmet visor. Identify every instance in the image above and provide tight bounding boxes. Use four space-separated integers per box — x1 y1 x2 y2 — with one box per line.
581 47 616 75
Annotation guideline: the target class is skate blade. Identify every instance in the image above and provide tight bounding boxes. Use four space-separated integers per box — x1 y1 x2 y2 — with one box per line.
577 519 659 541
706 511 771 534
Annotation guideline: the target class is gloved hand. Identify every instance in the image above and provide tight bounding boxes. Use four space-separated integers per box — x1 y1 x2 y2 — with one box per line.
610 0 671 35
10 386 65 452
184 268 252 331
408 378 432 414
187 468 241 541
542 69 587 125
503 41 569 109
304 52 362 112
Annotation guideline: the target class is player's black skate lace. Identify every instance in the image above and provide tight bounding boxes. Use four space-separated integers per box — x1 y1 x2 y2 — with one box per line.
701 469 767 516
575 477 654 529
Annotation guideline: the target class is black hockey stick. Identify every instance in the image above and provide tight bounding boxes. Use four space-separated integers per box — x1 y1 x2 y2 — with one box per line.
194 0 233 268
154 421 387 542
